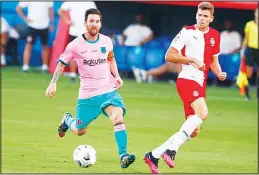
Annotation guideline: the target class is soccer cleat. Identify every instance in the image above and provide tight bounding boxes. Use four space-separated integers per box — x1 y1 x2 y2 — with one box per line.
132 66 142 83
143 152 159 174
140 69 148 82
120 153 136 168
58 112 71 137
161 149 176 168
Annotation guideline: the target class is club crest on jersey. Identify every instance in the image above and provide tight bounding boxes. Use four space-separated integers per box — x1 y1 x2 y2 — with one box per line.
101 47 106 54
210 37 215 46
193 90 199 97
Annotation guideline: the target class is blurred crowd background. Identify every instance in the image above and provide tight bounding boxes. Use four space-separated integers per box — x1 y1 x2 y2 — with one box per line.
1 1 258 87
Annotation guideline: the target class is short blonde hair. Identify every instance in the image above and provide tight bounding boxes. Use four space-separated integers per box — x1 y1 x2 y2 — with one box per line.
198 2 214 15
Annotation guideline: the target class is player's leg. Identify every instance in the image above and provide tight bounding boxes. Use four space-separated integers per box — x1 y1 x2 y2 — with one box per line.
58 99 101 137
144 79 206 172
257 67 259 101
244 48 255 100
22 27 36 72
68 35 78 81
101 91 135 168
1 32 8 67
132 63 169 83
39 28 49 72
255 50 259 101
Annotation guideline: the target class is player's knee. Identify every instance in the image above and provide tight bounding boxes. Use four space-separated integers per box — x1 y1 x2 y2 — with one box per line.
190 127 200 138
201 110 208 120
112 115 124 126
197 109 208 120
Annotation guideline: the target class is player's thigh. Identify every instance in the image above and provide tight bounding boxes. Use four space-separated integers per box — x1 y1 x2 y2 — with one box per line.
26 27 38 44
176 78 204 102
100 91 126 122
254 49 259 75
176 78 207 119
39 28 49 46
183 102 195 119
76 99 101 130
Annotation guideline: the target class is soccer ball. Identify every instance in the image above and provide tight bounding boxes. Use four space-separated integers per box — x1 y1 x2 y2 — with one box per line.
73 145 96 168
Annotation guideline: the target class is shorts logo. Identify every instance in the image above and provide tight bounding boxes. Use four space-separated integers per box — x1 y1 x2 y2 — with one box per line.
210 37 215 46
77 119 82 125
101 47 106 54
27 35 33 43
193 90 199 97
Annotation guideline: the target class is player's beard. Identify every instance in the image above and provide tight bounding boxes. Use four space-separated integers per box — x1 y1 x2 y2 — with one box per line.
87 27 99 37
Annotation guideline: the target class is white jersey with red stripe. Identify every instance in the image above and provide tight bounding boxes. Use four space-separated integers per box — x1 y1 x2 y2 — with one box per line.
170 25 220 87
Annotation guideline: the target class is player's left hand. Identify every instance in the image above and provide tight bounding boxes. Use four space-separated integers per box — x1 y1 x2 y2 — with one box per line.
218 72 227 81
49 24 54 32
115 76 123 89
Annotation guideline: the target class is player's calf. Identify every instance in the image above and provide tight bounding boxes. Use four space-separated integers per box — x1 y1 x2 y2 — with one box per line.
190 126 200 138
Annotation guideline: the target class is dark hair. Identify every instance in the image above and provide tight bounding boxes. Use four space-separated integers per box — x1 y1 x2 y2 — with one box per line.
198 2 214 15
84 8 102 21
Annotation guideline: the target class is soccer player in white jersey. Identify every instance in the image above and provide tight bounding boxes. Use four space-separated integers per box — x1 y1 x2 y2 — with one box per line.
143 2 227 173
45 8 135 168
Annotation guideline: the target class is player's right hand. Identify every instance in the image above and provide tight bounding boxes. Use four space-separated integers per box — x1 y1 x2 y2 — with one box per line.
191 58 205 71
45 83 57 98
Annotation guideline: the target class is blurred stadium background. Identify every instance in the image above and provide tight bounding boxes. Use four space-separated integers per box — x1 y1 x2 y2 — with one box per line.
1 1 258 174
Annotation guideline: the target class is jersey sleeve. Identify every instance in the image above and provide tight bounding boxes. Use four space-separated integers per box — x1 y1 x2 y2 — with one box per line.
18 2 29 8
244 22 250 34
60 2 70 11
123 25 132 36
170 28 188 52
107 38 114 61
1 17 9 33
213 32 221 56
47 2 53 8
58 42 76 65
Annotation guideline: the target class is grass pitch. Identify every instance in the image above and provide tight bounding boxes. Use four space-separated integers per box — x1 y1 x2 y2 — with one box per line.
2 67 258 173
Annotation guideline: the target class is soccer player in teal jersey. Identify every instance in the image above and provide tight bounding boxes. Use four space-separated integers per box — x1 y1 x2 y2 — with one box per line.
45 8 135 168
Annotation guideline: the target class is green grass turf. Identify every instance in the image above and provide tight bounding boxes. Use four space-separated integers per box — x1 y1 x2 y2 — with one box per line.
2 67 258 173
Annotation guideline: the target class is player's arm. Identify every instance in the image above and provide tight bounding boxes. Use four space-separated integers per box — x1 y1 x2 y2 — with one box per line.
16 3 30 23
58 3 72 25
121 25 131 45
165 47 194 64
45 62 65 98
45 43 74 97
165 29 204 70
210 55 227 81
108 51 120 78
240 32 248 58
140 28 153 46
210 55 222 77
107 49 124 89
210 31 226 81
50 62 66 84
48 3 54 30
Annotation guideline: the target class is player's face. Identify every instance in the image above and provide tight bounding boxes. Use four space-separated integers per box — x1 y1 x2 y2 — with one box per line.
85 14 102 37
196 9 214 29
